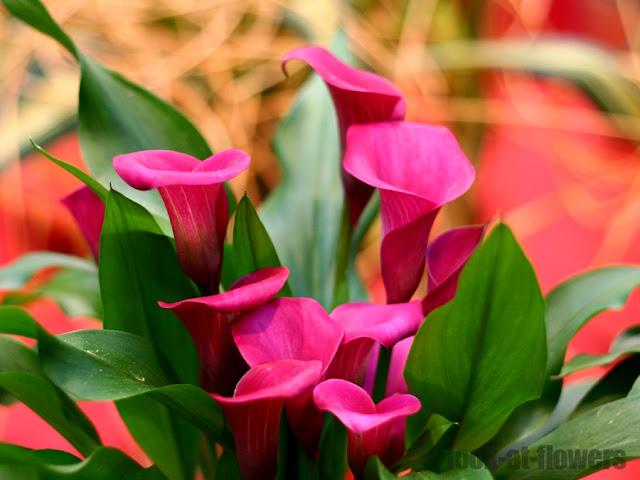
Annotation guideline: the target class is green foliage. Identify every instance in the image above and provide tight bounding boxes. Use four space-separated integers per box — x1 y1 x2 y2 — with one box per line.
405 223 547 451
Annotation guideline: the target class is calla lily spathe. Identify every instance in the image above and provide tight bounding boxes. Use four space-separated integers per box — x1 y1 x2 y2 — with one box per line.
114 149 249 293
344 121 475 304
283 46 406 225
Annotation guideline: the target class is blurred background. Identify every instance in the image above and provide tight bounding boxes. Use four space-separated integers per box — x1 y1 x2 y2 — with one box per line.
1 0 640 477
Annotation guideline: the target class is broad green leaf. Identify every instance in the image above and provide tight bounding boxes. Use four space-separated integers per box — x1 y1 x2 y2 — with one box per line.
0 252 96 290
39 330 170 398
545 267 640 386
365 453 493 479
116 398 196 480
99 189 202 480
405 223 546 452
493 395 640 480
260 34 349 310
77 56 213 218
482 266 640 461
0 309 102 454
31 141 107 202
232 195 291 295
0 305 41 338
393 414 457 473
566 355 640 421
3 0 223 219
0 334 41 405
38 329 224 441
558 326 640 377
0 309 224 446
99 189 198 384
0 372 101 457
0 443 168 480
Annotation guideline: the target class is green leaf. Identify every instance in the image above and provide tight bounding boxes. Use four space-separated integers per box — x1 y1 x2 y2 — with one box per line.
0 372 101 457
405 223 547 452
38 329 224 446
365 453 493 479
0 305 41 338
99 189 204 480
214 451 242 480
0 334 41 404
3 0 222 219
31 141 107 202
99 189 198 384
566 355 640 421
545 266 640 387
77 56 213 219
0 443 169 480
558 326 640 378
1 0 78 59
39 330 170 398
317 414 348 480
231 195 291 295
493 395 640 480
38 329 224 440
37 269 103 319
393 414 458 473
0 252 96 290
482 266 640 462
260 34 349 309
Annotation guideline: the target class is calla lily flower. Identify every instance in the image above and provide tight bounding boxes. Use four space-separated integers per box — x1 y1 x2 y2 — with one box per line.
211 359 323 480
114 149 249 293
283 46 406 224
326 301 423 383
61 185 105 261
344 121 475 304
422 224 487 315
313 379 421 478
159 266 289 395
231 297 343 455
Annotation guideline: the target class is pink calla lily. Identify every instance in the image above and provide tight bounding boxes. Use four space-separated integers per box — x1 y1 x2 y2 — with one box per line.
282 46 406 224
61 185 105 261
422 224 487 315
231 297 343 371
344 121 475 304
313 379 421 478
326 301 423 383
211 359 323 480
159 266 289 395
114 149 249 293
231 297 343 455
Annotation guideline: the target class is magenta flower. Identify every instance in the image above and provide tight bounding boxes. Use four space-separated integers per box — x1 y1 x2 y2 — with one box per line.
61 185 105 261
283 46 406 224
231 297 343 455
114 149 249 293
313 379 421 478
159 266 289 395
344 121 475 304
422 224 486 315
326 301 423 383
211 359 323 480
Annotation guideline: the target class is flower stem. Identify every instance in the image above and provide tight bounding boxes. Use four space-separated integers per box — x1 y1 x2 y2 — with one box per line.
372 346 392 404
332 201 354 309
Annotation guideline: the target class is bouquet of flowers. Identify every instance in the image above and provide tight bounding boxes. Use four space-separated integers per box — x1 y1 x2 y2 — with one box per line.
1 1 640 479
